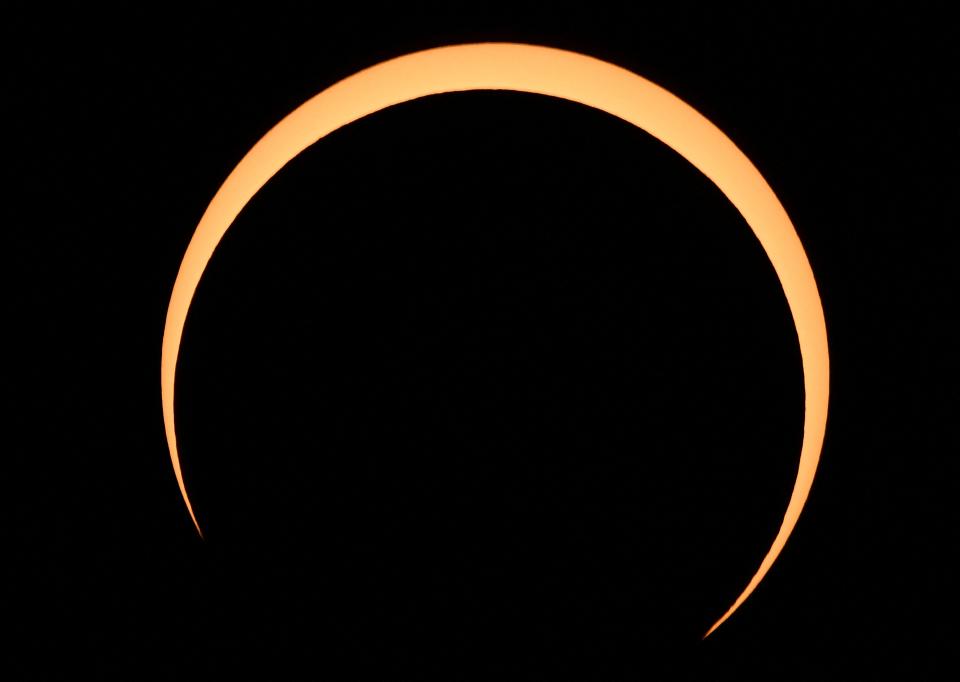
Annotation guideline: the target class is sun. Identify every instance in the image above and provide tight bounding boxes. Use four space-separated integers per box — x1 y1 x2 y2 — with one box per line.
160 42 829 637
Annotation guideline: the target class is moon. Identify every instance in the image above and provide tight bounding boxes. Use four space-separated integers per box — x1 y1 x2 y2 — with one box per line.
161 43 829 637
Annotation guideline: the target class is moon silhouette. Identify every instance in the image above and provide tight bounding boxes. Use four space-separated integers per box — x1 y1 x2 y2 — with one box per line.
161 43 829 637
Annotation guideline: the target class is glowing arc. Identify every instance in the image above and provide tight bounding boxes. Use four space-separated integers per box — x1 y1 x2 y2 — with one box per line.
161 43 829 638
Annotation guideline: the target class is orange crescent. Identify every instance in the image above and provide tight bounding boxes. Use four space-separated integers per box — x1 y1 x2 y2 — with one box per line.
161 43 829 637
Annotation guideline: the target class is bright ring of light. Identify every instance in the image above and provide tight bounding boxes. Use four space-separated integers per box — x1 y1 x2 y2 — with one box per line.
161 43 829 637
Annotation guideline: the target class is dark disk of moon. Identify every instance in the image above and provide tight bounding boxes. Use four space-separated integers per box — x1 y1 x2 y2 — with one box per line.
161 43 830 637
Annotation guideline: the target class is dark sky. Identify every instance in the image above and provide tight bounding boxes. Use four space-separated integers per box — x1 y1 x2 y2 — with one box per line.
7 3 956 679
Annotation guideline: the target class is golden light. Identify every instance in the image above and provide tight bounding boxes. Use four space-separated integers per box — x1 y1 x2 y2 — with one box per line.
161 43 829 637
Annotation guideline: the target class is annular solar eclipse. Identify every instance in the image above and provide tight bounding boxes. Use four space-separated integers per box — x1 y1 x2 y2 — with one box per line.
161 43 830 637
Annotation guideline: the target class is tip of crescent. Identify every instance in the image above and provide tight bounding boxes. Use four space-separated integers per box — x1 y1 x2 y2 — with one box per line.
700 595 743 641
185 500 204 539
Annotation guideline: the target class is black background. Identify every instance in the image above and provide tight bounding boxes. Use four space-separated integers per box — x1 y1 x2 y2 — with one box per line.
7 2 957 679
